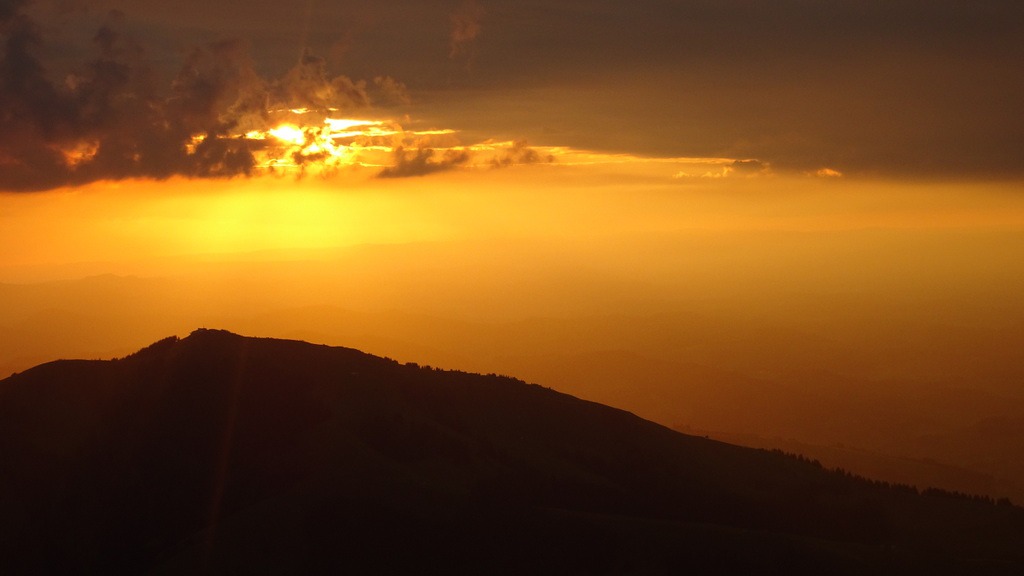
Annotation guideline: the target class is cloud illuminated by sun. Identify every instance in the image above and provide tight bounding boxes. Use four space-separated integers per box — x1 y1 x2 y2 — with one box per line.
47 100 776 185
0 0 780 192
174 106 770 181
144 107 553 178
46 95 784 186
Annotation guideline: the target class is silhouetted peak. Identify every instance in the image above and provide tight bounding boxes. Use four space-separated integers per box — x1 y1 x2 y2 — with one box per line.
2 330 1024 574
185 327 244 342
119 330 244 362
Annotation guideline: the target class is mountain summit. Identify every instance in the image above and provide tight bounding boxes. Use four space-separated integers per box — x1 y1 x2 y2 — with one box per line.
1 329 1021 574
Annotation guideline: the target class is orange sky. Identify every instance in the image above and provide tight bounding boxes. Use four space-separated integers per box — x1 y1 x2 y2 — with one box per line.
4 0 1024 502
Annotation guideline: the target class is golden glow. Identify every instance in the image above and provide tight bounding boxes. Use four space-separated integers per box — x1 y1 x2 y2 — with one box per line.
243 115 411 173
267 125 306 147
323 118 384 132
3 172 1024 281
184 134 206 155
179 182 456 255
204 104 771 178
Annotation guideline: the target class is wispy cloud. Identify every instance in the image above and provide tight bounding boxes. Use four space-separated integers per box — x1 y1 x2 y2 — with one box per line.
377 146 469 178
448 0 484 68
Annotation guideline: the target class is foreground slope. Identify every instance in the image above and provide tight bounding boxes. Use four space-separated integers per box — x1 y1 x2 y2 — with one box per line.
1 329 1022 574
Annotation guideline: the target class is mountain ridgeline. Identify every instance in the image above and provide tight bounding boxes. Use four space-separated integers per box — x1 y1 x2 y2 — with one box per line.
1 329 1022 574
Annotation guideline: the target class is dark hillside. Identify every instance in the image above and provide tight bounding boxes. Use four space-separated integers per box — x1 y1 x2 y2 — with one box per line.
1 329 1022 574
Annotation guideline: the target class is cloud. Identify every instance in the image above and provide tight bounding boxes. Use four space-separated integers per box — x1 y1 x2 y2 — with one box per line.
0 10 275 187
377 146 470 178
1 0 79 189
372 75 411 107
490 140 554 168
448 0 483 67
375 140 555 178
0 1 31 22
0 3 397 191
667 158 771 179
729 159 769 174
274 48 369 113
170 39 266 136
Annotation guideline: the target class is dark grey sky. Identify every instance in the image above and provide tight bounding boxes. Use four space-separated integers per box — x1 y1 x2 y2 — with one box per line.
3 0 1023 189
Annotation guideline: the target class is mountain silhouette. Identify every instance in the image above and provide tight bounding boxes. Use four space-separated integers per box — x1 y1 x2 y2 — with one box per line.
1 329 1022 574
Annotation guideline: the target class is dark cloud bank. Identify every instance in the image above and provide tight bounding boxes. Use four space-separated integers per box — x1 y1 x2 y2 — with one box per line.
443 0 1023 178
4 0 1024 188
0 1 419 191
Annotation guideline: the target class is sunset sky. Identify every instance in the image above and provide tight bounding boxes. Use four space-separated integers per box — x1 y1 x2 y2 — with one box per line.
3 1 1024 499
